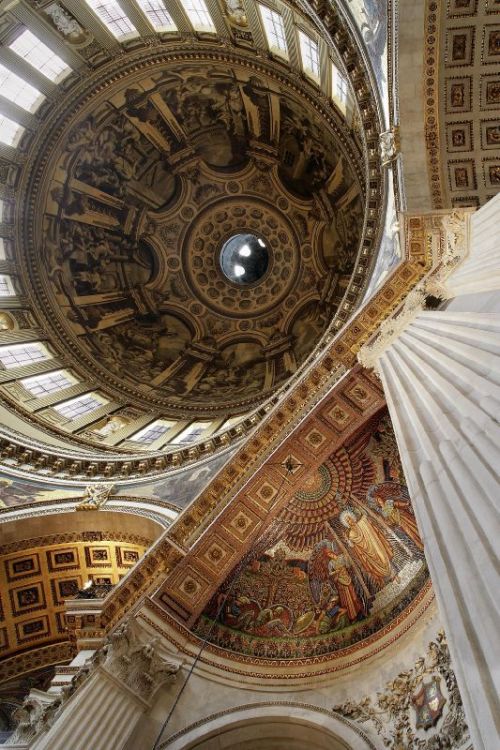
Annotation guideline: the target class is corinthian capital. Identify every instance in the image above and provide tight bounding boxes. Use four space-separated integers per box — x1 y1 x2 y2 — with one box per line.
357 287 427 371
102 618 180 701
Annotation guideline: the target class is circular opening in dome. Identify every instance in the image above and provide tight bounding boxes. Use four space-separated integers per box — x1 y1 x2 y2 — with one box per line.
219 233 269 285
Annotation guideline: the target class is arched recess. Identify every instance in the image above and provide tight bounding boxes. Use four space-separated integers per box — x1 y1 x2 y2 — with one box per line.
160 703 377 750
0 510 163 681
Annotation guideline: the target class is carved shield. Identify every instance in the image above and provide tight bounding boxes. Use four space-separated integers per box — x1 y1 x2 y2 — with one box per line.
412 676 446 730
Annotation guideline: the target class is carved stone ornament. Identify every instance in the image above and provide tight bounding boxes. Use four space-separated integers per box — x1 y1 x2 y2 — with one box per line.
76 482 115 511
10 620 180 743
379 127 400 167
358 210 472 371
333 630 469 749
9 692 63 744
225 0 248 26
425 210 471 300
100 618 180 700
357 285 427 371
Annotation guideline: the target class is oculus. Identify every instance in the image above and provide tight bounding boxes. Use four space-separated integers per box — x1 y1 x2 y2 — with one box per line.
219 233 269 285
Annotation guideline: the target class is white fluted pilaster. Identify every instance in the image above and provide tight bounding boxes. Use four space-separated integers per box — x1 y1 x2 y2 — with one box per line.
446 193 500 297
31 667 147 750
378 310 500 750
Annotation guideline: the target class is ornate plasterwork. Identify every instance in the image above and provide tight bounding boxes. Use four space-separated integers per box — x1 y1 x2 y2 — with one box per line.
0 204 433 483
357 208 473 370
0 0 392 472
159 701 378 750
424 0 446 209
14 41 365 423
0 532 151 665
425 0 500 209
333 630 470 750
75 483 115 511
9 618 180 744
139 582 434 680
94 618 180 701
0 642 74 686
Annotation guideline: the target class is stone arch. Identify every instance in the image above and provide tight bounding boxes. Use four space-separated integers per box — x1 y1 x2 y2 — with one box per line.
160 702 377 750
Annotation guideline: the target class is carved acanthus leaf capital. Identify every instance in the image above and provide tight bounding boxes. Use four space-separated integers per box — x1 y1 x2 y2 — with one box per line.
10 693 62 744
358 208 473 371
102 618 180 701
357 286 427 371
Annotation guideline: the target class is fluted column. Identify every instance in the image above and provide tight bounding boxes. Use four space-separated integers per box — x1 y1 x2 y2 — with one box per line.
8 619 180 750
357 196 500 750
374 310 500 750
31 666 147 750
445 194 500 297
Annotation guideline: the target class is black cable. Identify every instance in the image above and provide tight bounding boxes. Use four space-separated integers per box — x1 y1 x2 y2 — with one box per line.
151 461 297 750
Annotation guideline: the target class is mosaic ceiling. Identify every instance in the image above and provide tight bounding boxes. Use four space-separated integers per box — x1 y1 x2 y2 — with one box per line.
193 410 428 660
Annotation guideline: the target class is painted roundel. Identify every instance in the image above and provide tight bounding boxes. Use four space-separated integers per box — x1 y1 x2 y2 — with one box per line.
20 51 366 419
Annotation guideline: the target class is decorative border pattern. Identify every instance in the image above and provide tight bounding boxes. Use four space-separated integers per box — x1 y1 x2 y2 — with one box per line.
425 0 446 208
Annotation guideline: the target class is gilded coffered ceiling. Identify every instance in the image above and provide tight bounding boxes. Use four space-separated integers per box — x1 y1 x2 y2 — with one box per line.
426 0 500 208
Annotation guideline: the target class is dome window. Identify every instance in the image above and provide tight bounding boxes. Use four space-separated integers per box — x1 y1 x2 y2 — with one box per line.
136 0 176 32
179 0 215 32
21 370 75 397
0 115 24 148
259 5 288 57
130 420 176 444
299 31 320 80
0 342 51 370
220 233 270 285
0 274 15 297
0 63 44 113
172 421 211 445
332 64 349 113
9 30 71 82
84 0 138 40
54 393 107 420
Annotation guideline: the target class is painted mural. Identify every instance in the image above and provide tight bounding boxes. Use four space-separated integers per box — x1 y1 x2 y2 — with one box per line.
35 56 364 418
0 449 233 511
195 414 427 659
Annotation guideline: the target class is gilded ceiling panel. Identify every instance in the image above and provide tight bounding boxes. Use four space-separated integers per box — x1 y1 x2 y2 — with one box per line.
430 0 500 207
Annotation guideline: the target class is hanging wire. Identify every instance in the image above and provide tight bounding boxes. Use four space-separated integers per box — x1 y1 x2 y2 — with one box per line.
151 457 301 750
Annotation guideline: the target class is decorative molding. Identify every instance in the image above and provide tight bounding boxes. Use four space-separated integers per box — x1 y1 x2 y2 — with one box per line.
0 642 75 686
9 618 180 744
75 483 115 511
159 701 378 750
358 209 473 370
333 630 470 750
424 0 446 209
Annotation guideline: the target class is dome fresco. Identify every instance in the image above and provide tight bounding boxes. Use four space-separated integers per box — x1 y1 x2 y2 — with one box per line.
0 0 439 704
23 56 365 417
0 0 388 457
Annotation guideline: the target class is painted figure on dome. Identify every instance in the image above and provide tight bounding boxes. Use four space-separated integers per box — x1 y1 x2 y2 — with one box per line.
340 509 396 587
368 481 424 552
308 540 365 623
